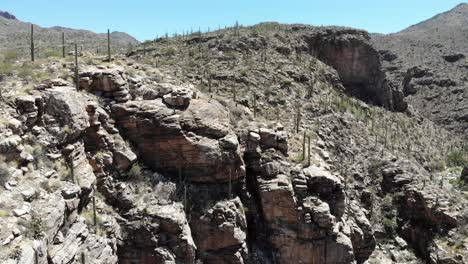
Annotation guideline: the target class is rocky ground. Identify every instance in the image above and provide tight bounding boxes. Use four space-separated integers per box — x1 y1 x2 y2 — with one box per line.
0 16 467 264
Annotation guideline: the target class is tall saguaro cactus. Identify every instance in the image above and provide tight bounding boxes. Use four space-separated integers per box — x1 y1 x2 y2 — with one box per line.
74 43 79 90
302 131 306 160
92 196 97 227
253 93 257 118
30 24 35 62
107 29 111 61
62 32 66 58
307 135 311 167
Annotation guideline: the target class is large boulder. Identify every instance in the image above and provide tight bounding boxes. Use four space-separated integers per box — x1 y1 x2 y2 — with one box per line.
40 87 91 144
80 66 130 102
111 93 245 183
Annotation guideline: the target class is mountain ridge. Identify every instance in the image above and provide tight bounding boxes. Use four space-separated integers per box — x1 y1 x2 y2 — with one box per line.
0 10 139 55
371 2 468 134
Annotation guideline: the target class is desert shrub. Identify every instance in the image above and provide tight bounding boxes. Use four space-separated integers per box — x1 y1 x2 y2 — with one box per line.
0 60 14 76
53 159 71 180
82 210 102 226
43 48 61 58
0 209 9 217
382 194 393 210
224 50 237 60
368 159 386 179
161 46 176 57
41 178 62 193
446 151 468 167
127 162 142 180
17 63 35 80
0 157 10 186
2 49 19 62
25 144 52 169
428 158 446 172
20 215 44 239
382 217 397 234
239 68 248 77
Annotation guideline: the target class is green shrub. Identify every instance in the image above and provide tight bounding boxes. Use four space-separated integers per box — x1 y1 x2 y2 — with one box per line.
17 64 35 80
0 60 14 76
162 46 177 57
127 162 142 180
446 151 468 167
240 68 248 77
2 49 19 62
382 194 393 211
382 217 397 234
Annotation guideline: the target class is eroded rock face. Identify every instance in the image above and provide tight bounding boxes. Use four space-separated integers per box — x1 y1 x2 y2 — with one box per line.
80 66 131 103
118 202 196 264
304 28 407 111
191 198 248 263
111 94 245 183
243 129 358 264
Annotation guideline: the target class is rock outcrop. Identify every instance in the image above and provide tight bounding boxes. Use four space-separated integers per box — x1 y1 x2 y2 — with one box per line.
112 91 245 183
304 28 407 111
191 198 248 263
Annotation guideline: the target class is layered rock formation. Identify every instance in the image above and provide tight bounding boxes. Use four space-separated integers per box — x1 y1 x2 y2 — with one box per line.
111 91 246 183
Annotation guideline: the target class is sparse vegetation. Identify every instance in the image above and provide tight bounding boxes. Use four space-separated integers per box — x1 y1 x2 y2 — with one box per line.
446 150 468 167
127 162 142 180
20 215 44 239
0 156 10 186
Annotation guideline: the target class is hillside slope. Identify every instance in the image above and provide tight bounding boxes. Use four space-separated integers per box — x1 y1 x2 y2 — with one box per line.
0 10 139 57
372 3 468 134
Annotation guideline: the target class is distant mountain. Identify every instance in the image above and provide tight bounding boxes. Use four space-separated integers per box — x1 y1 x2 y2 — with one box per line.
0 11 17 20
372 3 468 133
0 10 139 56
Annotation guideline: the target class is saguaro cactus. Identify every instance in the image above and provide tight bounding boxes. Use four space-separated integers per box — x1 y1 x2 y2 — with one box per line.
30 24 35 62
233 82 237 102
208 74 212 93
228 168 232 199
62 32 66 58
74 43 79 90
253 93 257 118
302 131 306 160
92 196 97 227
296 107 301 134
107 29 111 61
34 248 38 264
307 135 311 167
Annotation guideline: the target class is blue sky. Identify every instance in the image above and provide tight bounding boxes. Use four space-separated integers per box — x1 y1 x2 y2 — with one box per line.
1 0 466 41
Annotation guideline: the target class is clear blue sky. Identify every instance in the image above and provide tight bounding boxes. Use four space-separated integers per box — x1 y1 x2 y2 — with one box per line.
1 0 466 41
